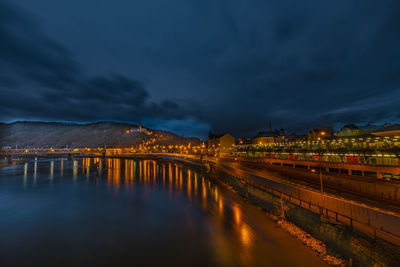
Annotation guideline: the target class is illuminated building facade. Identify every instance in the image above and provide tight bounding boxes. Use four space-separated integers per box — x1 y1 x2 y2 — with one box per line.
208 133 235 157
252 122 285 144
252 131 277 145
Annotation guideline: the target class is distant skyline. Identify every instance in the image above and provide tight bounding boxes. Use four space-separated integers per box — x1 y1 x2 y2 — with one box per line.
1 119 396 141
1 0 399 138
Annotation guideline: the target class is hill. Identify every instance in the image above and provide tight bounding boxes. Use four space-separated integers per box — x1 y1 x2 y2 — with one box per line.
0 121 202 148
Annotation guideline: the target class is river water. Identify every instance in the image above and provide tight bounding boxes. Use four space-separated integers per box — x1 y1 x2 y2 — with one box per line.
0 158 327 266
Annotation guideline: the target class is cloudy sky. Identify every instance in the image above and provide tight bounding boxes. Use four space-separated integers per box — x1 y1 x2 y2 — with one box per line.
1 0 399 138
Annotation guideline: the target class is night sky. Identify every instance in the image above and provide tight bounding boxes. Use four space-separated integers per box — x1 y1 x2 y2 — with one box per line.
1 0 399 138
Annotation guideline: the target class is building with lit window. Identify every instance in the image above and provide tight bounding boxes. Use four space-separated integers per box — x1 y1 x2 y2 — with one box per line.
208 133 235 157
252 131 277 144
252 122 285 144
308 126 333 141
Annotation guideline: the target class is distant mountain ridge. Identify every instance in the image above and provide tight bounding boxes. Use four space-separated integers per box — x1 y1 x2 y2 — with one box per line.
0 121 201 148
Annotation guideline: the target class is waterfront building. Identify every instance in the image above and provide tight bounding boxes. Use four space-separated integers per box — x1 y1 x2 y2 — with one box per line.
208 133 235 157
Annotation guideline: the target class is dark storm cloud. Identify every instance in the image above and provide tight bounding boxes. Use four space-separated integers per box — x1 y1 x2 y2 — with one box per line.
0 0 206 135
0 1 78 89
199 0 400 135
0 0 77 92
1 0 400 137
79 75 148 105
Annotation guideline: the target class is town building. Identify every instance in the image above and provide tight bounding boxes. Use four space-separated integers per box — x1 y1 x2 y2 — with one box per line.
337 124 360 136
338 124 380 137
252 131 277 144
308 126 333 141
252 122 284 144
208 133 235 157
236 138 253 145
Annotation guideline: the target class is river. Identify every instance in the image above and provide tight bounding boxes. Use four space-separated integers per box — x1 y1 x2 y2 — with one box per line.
0 158 328 266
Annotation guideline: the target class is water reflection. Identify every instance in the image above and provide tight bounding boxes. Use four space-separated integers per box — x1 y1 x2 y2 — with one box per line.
202 177 207 210
77 158 257 260
49 161 54 181
60 159 64 177
33 160 37 184
73 160 78 181
187 169 191 199
0 158 326 267
23 162 28 187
